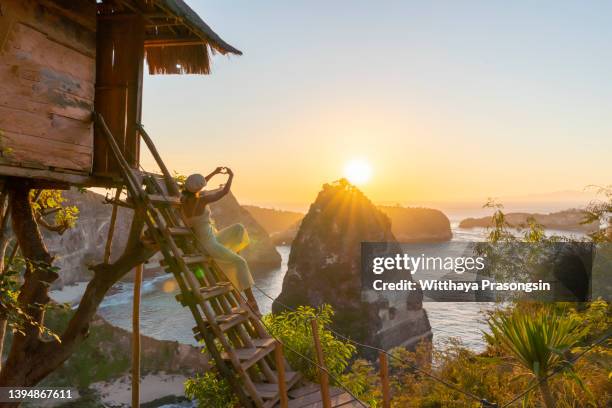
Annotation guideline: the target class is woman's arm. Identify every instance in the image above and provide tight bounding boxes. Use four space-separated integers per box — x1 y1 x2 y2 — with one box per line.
200 168 234 204
204 167 224 182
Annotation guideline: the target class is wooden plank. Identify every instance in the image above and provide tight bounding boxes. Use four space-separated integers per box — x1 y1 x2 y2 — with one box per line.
0 130 91 171
221 339 276 371
1 0 96 57
287 388 344 408
288 384 321 399
0 75 93 122
0 59 95 102
6 22 95 83
37 0 97 31
0 105 92 147
334 401 364 408
253 371 300 399
0 163 114 186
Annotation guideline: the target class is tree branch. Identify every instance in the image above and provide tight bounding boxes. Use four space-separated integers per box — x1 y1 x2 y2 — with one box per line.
18 208 153 385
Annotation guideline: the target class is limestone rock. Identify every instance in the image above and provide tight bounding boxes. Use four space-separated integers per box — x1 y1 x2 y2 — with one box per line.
274 180 431 356
379 205 452 242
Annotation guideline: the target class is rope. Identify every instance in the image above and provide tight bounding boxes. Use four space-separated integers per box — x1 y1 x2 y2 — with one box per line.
500 330 612 407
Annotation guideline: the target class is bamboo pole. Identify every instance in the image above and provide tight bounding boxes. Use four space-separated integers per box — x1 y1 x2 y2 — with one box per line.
380 351 390 408
132 264 143 407
104 187 122 263
310 319 331 408
275 342 289 408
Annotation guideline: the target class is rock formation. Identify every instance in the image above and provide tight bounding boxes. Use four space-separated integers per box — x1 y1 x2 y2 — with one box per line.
44 188 281 288
379 205 452 242
209 192 282 273
243 205 304 235
459 209 598 233
43 189 133 289
274 180 431 355
268 205 452 246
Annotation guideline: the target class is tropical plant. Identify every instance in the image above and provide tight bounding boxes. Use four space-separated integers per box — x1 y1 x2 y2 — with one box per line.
263 304 356 381
484 308 588 407
185 371 237 408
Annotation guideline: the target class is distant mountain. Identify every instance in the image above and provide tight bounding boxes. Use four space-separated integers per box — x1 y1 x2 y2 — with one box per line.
379 205 452 242
265 204 453 245
242 205 304 234
459 209 598 232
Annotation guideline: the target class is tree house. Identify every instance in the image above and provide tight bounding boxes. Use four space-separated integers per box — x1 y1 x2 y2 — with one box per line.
0 0 241 187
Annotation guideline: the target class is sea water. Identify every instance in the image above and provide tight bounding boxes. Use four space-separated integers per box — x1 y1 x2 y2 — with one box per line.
53 223 585 354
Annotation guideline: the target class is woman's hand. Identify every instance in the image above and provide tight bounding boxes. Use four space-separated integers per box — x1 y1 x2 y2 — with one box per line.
224 167 234 176
214 166 224 174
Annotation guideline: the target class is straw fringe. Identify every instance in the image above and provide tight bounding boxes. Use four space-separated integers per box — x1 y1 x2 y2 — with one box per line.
145 44 212 75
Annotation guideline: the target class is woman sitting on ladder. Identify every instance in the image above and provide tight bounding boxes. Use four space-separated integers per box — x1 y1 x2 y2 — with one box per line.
181 167 260 315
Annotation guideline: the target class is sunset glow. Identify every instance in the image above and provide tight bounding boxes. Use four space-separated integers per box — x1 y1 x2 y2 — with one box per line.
344 159 372 186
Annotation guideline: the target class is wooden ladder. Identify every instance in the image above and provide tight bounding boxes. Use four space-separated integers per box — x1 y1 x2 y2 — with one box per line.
94 113 364 408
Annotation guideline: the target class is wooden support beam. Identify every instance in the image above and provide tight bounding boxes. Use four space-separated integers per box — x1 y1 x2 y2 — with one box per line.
311 319 332 408
104 187 123 263
132 263 143 408
275 342 289 408
379 352 390 408
144 39 206 48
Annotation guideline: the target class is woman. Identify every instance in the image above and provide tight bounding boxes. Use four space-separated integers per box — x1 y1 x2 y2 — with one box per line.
181 167 260 314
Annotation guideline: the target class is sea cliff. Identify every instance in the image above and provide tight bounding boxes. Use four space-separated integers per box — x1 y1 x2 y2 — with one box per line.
274 180 431 357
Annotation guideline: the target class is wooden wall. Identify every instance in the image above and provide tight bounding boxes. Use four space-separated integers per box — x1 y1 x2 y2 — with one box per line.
0 0 96 175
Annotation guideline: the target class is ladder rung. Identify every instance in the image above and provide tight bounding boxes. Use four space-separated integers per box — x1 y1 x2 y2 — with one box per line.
253 371 300 399
147 194 181 206
221 338 277 370
192 307 250 335
168 226 192 235
216 306 249 323
182 255 207 264
218 313 249 332
199 284 232 300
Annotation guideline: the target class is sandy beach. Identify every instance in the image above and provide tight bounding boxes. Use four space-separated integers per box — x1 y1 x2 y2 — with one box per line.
91 373 188 407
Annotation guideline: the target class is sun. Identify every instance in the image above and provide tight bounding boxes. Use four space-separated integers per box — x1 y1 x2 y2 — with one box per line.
344 159 372 185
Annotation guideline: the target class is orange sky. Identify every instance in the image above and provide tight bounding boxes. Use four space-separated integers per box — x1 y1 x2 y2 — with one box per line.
140 1 611 209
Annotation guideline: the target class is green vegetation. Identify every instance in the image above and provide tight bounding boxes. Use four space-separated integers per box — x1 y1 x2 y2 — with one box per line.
263 304 356 381
185 371 237 408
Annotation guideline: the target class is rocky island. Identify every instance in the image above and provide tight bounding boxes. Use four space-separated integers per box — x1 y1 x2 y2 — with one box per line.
274 180 431 356
379 205 452 242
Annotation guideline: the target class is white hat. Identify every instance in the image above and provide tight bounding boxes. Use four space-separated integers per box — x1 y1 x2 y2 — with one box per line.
185 173 207 193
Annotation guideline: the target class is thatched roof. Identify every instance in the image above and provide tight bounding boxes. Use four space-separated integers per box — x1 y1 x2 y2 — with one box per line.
147 0 241 75
98 0 242 75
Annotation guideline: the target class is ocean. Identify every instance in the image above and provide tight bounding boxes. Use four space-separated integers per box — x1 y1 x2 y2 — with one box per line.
51 223 586 354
